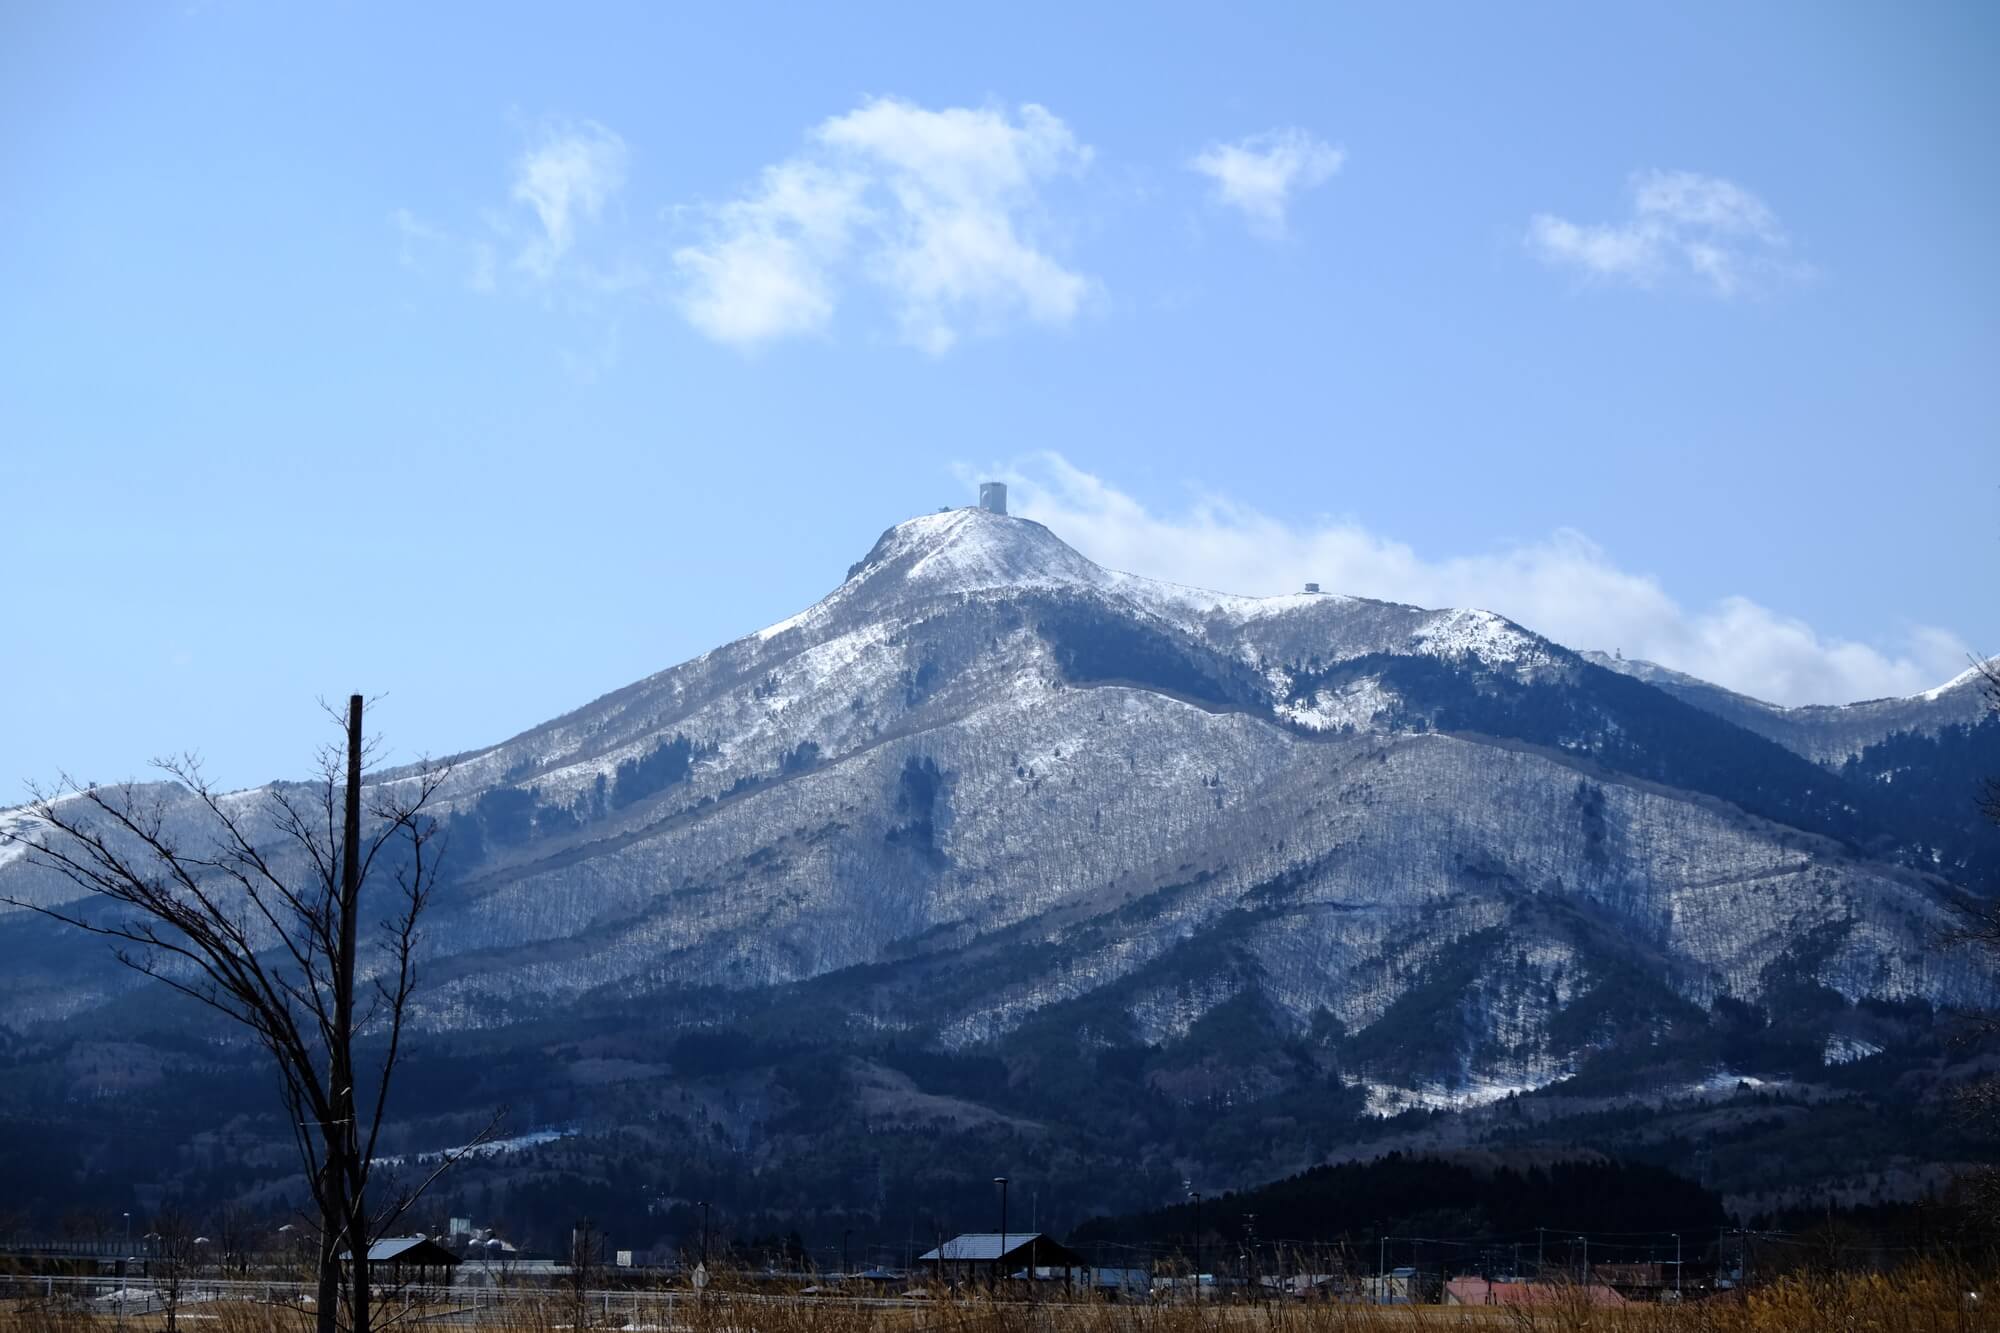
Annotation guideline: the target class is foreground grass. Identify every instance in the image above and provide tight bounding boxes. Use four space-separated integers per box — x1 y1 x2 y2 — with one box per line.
0 1266 1987 1333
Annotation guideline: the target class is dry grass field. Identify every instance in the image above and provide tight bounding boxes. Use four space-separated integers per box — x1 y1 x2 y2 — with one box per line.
0 1266 1989 1333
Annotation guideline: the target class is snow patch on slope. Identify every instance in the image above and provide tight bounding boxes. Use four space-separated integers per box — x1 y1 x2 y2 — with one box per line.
1920 661 1992 703
1356 1073 1566 1117
1414 609 1551 666
1824 1035 1883 1066
1276 677 1394 733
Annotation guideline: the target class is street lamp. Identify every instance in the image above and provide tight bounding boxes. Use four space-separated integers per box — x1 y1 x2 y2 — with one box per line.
121 1212 131 1330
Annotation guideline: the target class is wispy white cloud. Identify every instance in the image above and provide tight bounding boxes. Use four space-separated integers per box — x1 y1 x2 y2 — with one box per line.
1527 169 1805 296
388 207 498 295
975 453 1967 707
674 161 868 345
673 98 1094 354
1188 128 1344 237
512 121 629 279
391 207 449 268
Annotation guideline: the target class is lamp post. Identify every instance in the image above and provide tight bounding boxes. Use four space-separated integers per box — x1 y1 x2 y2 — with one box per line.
698 1201 710 1269
993 1177 1009 1290
842 1228 851 1280
1674 1233 1682 1300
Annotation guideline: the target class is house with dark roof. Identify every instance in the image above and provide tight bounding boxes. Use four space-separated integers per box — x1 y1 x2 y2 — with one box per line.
917 1233 1087 1287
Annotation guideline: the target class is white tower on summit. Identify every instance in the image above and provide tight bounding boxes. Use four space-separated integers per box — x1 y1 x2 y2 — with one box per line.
979 481 1008 515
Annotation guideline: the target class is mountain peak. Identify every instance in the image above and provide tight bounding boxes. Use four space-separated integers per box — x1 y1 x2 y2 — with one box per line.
844 506 1106 595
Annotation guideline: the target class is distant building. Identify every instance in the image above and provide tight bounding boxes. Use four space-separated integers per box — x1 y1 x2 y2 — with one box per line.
979 482 1008 515
339 1235 460 1287
1365 1267 1419 1304
1304 582 1321 594
918 1232 1084 1285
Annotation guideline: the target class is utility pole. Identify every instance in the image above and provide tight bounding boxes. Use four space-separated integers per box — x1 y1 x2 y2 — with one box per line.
1190 1191 1201 1303
1378 1234 1385 1305
335 694 367 1333
1674 1232 1682 1300
994 1177 1008 1292
1536 1227 1544 1279
1580 1236 1589 1291
698 1201 710 1269
1245 1213 1259 1303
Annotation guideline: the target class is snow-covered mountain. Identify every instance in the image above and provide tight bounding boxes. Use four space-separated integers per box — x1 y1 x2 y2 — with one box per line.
1581 650 1995 765
2 504 1994 1118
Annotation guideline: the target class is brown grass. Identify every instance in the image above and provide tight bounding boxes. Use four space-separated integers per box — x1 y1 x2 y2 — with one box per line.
0 1265 1987 1333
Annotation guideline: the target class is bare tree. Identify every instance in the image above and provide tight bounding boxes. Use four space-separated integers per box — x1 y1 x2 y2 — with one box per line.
148 1209 202 1333
0 695 482 1333
206 1206 258 1280
568 1218 606 1331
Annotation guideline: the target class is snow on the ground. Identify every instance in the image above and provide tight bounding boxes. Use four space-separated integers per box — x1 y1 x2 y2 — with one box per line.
1824 1035 1884 1065
1412 608 1546 666
1918 659 1995 702
1356 1075 1563 1118
1276 678 1393 733
374 1126 573 1168
0 788 95 872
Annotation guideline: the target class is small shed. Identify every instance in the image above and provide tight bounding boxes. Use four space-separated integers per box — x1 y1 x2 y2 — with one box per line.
342 1236 461 1288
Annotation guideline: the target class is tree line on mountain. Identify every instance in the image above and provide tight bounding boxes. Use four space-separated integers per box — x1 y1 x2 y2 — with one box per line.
1071 1152 1725 1251
1286 650 1988 884
1840 713 2000 880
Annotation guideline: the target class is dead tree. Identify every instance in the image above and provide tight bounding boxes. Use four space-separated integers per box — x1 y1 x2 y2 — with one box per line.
568 1218 606 1330
148 1209 200 1333
0 695 483 1333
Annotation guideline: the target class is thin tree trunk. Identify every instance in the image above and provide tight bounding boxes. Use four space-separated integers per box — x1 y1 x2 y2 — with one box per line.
317 1220 340 1333
347 1198 372 1333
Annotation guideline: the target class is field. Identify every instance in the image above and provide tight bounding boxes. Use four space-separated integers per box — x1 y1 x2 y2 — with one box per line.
1 1268 1989 1333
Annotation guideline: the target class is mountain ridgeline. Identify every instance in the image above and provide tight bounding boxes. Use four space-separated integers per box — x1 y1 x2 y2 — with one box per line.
0 505 1995 1235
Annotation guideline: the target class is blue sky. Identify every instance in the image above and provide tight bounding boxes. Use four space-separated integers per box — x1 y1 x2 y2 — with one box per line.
2 1 1995 790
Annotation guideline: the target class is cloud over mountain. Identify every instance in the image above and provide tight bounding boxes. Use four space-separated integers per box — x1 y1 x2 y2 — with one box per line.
977 453 1967 706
